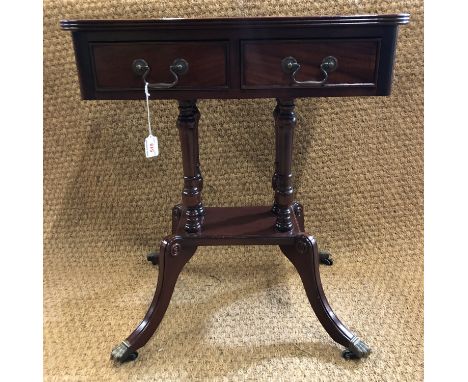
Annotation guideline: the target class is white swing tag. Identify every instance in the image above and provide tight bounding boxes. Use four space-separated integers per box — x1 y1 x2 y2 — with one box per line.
145 134 159 158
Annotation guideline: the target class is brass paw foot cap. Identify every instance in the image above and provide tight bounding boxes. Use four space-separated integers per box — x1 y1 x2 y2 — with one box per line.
343 336 371 360
111 340 138 363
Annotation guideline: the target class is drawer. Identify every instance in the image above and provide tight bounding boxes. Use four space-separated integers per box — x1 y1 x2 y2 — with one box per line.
241 39 379 89
91 41 229 91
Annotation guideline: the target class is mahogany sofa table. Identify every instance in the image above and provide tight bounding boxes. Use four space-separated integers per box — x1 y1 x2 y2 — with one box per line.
61 14 409 363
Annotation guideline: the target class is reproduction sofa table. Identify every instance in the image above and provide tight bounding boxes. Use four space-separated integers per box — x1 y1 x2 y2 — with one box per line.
61 14 409 363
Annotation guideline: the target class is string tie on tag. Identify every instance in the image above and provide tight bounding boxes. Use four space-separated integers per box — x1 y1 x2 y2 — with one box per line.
145 82 153 137
143 82 159 158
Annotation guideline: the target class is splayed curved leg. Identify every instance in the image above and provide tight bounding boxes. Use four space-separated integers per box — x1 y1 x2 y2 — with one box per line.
147 205 184 266
291 202 333 266
111 235 196 363
280 234 370 359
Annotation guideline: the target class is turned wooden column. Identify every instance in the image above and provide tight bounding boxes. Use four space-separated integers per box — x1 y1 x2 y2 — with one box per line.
273 98 296 232
177 100 204 232
193 105 203 194
271 103 280 214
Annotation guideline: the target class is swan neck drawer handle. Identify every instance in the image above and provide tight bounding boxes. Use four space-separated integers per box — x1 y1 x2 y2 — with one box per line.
132 58 189 89
281 56 338 87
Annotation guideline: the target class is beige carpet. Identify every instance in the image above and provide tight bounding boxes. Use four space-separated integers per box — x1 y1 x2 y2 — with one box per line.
44 0 423 380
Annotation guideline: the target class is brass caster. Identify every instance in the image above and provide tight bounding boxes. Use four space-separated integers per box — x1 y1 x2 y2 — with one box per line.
111 341 139 363
147 252 159 265
342 337 371 360
319 250 333 266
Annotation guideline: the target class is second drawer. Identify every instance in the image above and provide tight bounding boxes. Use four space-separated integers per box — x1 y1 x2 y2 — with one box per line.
241 39 379 89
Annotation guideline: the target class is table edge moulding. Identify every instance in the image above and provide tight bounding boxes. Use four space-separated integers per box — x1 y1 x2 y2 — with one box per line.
60 14 410 364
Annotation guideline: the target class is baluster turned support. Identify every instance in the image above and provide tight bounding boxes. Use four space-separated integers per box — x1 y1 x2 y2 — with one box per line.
271 103 280 214
177 100 205 233
273 98 296 232
193 104 204 194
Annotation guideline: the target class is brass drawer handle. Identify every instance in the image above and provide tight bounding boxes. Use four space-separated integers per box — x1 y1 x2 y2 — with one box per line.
132 58 189 89
281 56 338 87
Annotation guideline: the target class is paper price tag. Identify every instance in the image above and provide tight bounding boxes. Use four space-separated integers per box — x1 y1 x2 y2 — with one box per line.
145 134 159 158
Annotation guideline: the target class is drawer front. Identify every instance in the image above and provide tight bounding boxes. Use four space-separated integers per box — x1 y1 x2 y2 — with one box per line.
91 41 228 91
241 39 379 89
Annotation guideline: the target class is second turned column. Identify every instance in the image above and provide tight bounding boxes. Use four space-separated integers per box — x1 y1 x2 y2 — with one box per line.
272 98 296 232
177 99 205 232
